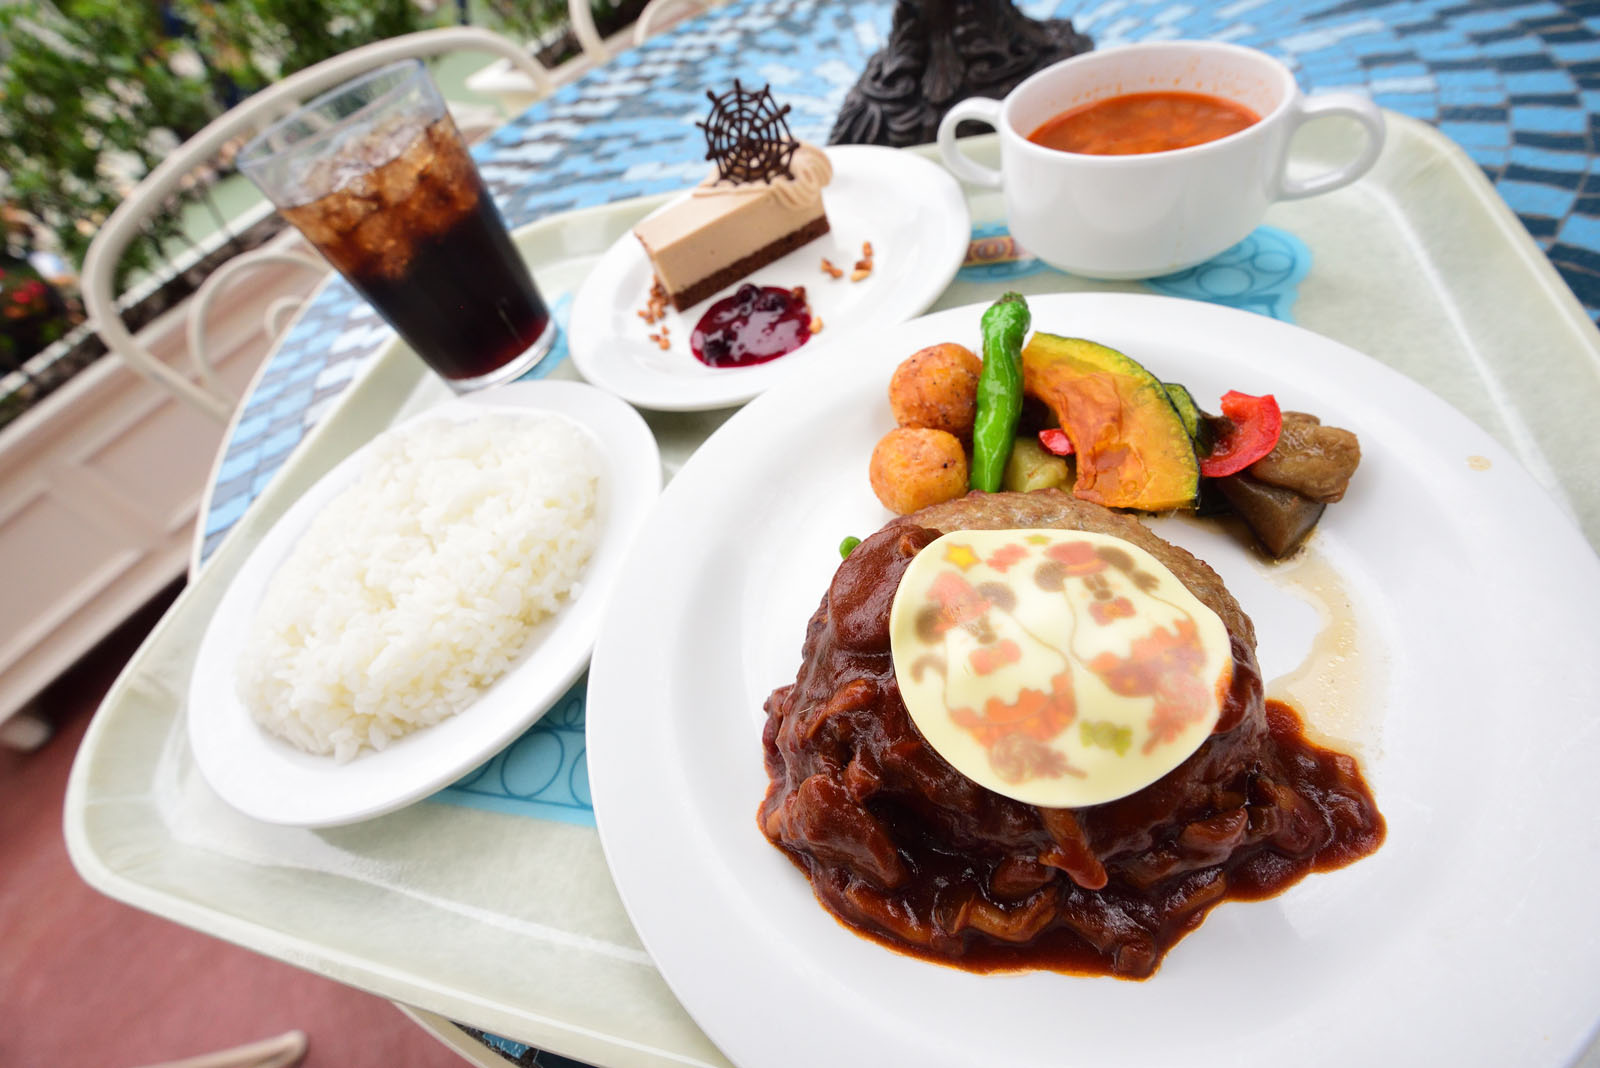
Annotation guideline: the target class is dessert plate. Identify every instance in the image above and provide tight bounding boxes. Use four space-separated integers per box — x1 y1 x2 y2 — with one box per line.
187 380 660 828
568 144 970 411
586 293 1600 1067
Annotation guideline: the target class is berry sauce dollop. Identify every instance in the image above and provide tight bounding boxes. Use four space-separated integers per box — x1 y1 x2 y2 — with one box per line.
690 284 811 368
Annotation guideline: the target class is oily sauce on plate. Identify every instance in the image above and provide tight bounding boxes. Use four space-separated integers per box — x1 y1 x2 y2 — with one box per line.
1029 91 1260 156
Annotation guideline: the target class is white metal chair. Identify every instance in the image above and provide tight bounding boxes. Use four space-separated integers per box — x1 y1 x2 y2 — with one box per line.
132 1030 307 1068
81 26 554 423
567 0 726 59
474 2 720 112
631 0 724 45
183 243 329 401
567 0 613 62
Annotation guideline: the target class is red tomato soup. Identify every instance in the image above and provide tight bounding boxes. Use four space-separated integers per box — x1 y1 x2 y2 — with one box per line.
1029 91 1260 156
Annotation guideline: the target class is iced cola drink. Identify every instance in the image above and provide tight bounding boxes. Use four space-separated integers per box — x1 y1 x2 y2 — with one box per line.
239 61 553 389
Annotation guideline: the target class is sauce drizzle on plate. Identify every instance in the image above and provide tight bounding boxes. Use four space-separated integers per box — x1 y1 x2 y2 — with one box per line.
691 283 812 368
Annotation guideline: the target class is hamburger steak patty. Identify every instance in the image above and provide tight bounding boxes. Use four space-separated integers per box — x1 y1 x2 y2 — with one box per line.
758 490 1383 978
907 489 1253 652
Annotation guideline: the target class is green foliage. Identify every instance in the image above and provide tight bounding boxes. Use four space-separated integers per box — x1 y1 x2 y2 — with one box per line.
0 0 221 275
175 0 437 94
0 0 649 293
483 0 570 42
0 0 436 279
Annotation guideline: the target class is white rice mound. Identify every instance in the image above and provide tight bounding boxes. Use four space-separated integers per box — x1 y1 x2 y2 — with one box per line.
237 413 601 762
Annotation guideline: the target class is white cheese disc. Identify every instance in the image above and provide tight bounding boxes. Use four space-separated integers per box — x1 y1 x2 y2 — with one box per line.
889 528 1233 807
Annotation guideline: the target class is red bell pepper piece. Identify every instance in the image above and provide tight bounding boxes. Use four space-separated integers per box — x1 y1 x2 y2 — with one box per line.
1038 428 1075 456
1199 391 1282 477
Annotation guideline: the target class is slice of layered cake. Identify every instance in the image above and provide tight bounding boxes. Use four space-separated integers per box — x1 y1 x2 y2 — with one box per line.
635 82 832 312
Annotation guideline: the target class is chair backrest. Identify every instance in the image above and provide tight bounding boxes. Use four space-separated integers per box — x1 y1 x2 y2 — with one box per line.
183 243 329 401
567 0 612 63
569 0 721 63
80 26 552 422
632 0 720 46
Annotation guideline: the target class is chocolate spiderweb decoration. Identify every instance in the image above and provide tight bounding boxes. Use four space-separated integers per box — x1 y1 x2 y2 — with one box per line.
697 80 799 184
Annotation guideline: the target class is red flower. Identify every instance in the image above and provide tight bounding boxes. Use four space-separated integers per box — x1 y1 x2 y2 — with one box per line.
1089 597 1136 625
1045 539 1105 575
985 543 1028 573
927 571 991 630
968 639 1021 675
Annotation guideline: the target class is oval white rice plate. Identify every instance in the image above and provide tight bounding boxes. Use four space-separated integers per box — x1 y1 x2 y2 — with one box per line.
188 380 660 827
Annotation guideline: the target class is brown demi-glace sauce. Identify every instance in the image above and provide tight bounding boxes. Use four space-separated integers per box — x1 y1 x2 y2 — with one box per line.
759 516 1383 979
1029 91 1260 156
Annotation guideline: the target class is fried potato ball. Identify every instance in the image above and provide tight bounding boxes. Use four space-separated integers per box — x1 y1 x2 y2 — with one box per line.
889 343 982 438
870 427 969 514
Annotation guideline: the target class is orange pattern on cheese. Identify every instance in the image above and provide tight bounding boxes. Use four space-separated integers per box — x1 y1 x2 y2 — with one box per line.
889 529 1233 807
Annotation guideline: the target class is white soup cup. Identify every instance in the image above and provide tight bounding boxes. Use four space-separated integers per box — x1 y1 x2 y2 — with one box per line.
936 40 1385 279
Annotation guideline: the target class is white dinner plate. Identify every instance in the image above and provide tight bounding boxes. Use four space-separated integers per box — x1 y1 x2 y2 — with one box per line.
567 144 970 411
189 380 660 827
587 293 1600 1068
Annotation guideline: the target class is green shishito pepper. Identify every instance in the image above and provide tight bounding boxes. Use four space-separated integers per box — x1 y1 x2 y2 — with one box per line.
969 291 1031 493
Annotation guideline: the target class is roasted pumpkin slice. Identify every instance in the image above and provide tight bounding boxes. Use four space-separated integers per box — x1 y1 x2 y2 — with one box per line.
1021 334 1199 510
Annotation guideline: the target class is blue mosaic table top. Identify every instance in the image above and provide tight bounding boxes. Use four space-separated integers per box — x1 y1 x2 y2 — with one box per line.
204 0 1600 563
193 4 1600 1061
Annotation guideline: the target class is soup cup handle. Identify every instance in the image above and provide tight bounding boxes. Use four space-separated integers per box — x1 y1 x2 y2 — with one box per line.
937 98 1005 189
1276 93 1386 201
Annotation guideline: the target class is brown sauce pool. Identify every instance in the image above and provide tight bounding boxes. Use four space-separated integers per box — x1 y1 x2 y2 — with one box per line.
772 696 1383 978
1029 91 1260 156
821 700 1381 975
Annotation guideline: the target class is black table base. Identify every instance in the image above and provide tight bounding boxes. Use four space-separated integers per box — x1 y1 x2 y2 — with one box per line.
829 0 1093 148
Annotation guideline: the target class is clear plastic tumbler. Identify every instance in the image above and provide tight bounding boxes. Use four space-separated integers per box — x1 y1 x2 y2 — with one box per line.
238 59 555 390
